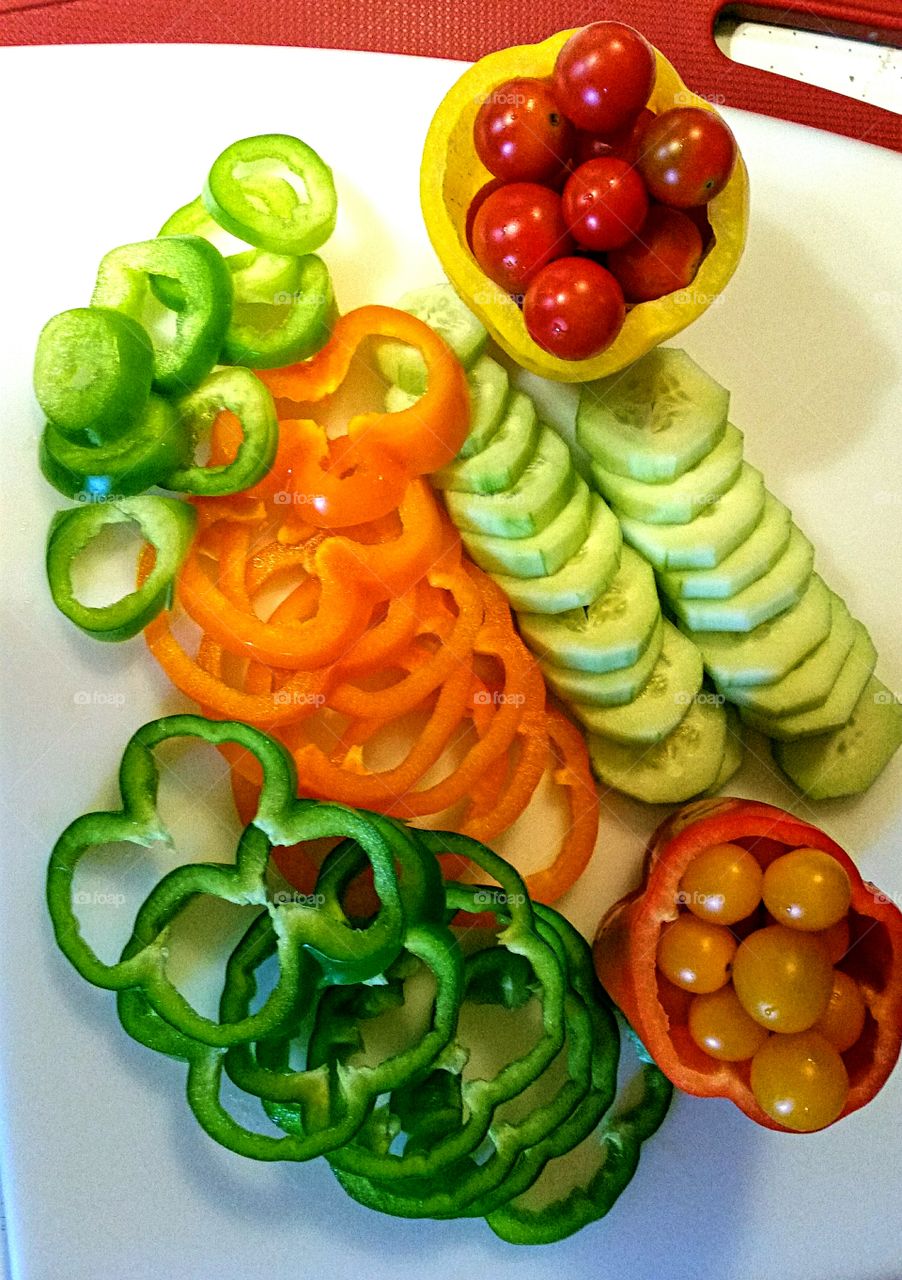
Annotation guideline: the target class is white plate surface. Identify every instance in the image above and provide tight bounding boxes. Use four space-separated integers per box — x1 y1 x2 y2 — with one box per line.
0 42 900 1280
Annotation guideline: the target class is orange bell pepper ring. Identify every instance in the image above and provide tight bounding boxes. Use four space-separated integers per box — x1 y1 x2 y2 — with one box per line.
258 305 470 478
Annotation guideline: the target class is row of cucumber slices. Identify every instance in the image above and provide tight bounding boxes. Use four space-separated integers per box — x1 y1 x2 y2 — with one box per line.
378 286 900 804
577 348 902 800
378 287 740 805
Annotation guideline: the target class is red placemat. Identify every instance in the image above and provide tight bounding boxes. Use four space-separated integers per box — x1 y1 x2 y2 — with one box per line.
0 0 899 150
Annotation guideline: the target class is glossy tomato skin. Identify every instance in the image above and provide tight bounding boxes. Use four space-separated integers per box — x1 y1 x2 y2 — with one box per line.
571 107 656 168
524 256 625 360
465 177 507 252
607 204 703 302
562 156 648 251
474 76 575 183
638 106 737 208
471 182 574 295
553 22 656 135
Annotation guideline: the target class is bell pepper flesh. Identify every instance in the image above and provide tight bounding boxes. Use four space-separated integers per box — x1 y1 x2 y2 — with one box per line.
162 366 278 496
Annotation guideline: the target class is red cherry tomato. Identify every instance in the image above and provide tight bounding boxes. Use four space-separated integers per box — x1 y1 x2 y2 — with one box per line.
607 205 703 302
572 108 656 168
553 22 655 135
471 182 574 295
562 156 648 251
523 257 625 361
465 177 507 252
474 76 575 183
637 107 737 208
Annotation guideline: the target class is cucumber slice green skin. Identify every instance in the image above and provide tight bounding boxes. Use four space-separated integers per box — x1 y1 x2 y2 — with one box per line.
576 348 731 483
660 493 792 601
516 545 660 674
540 615 665 708
619 465 766 571
668 525 814 633
591 423 744 525
720 595 855 716
461 476 591 579
587 697 728 804
741 623 877 741
375 282 487 394
775 675 902 800
432 391 539 494
690 574 833 688
492 496 622 613
571 623 704 745
447 426 577 538
703 708 744 795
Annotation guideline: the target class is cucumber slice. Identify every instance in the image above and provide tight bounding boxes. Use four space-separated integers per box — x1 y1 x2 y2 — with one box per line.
461 475 591 578
591 423 744 524
432 391 539 494
619 465 766 571
387 355 510 462
775 675 902 799
576 348 730 482
540 615 665 708
517 545 659 673
660 493 792 600
741 622 877 741
447 426 577 537
375 283 487 394
588 698 728 804
690 575 833 688
669 525 814 633
721 595 855 716
703 708 744 795
492 496 622 613
572 623 704 745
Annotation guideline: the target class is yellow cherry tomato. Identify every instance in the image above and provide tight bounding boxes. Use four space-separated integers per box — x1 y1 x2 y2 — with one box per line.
656 915 736 994
678 842 763 926
762 847 852 932
689 986 770 1061
816 917 851 964
732 924 833 1032
816 970 867 1052
750 1031 850 1131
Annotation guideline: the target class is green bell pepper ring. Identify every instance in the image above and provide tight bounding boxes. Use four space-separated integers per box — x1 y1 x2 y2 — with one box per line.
153 195 301 311
40 394 189 501
46 496 196 642
33 307 154 444
91 235 233 394
162 366 278 496
222 254 335 369
203 133 338 256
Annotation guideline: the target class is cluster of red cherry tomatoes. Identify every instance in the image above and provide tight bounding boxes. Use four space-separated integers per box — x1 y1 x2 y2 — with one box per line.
466 22 738 361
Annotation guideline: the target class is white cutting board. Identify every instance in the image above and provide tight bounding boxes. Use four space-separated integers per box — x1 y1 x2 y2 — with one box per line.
0 43 900 1280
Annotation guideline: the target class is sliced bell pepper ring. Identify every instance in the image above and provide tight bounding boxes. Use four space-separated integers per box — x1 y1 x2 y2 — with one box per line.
47 496 195 642
593 798 902 1132
91 235 233 394
162 366 279 496
258 304 469 476
202 133 338 257
33 307 154 444
40 394 189 501
176 524 375 669
223 254 335 370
